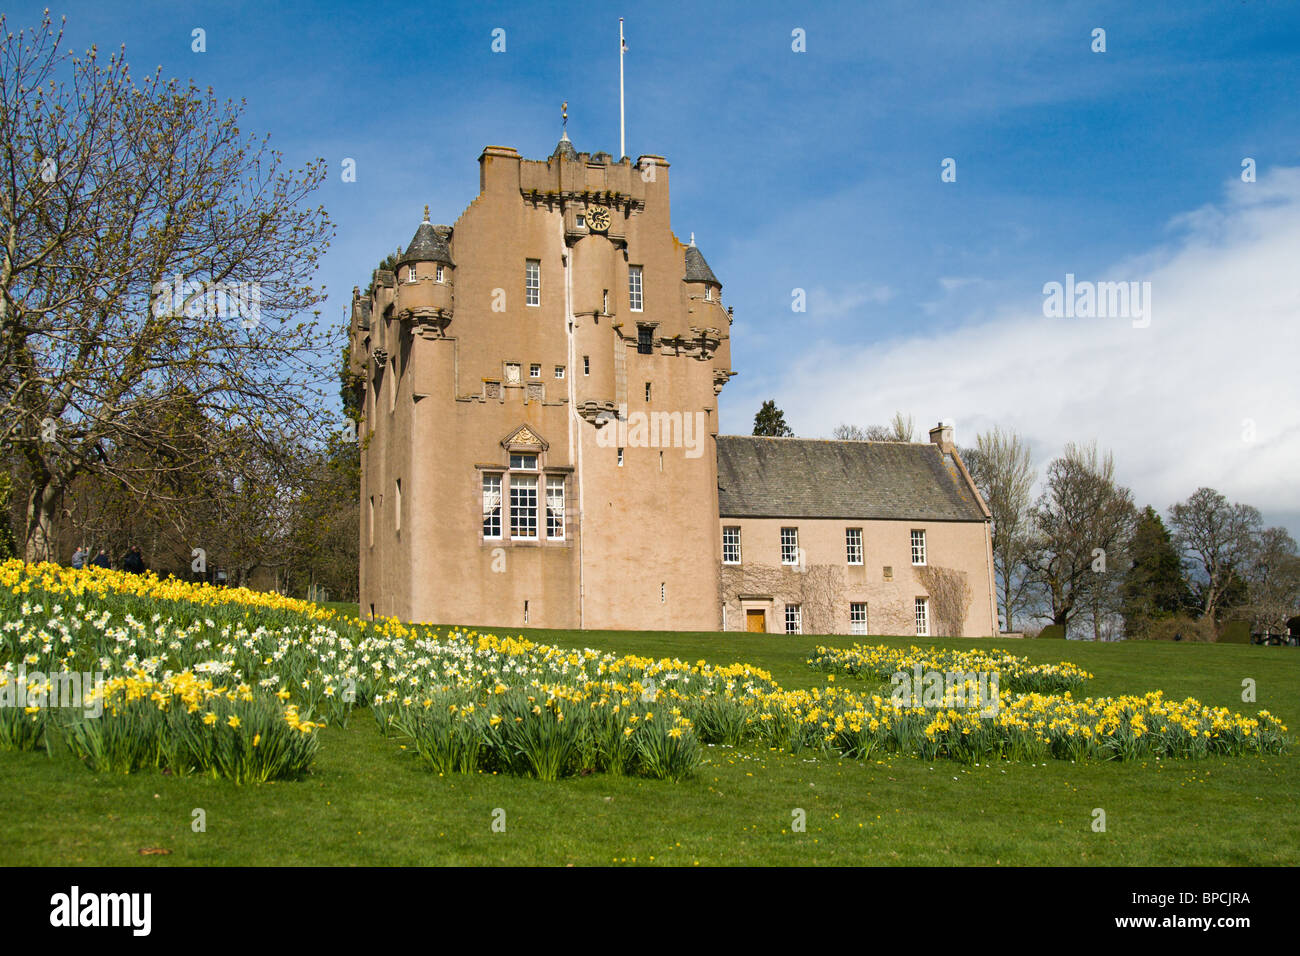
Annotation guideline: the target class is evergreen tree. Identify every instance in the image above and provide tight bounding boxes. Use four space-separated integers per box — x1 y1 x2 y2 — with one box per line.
1121 505 1192 637
752 400 793 437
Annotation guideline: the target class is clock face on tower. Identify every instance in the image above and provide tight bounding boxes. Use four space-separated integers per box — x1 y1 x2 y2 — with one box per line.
586 204 611 232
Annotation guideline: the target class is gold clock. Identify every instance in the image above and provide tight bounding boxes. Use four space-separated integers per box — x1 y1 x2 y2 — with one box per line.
586 204 611 232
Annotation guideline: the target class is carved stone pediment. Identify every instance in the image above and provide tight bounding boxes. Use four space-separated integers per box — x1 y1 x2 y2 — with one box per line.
501 423 549 451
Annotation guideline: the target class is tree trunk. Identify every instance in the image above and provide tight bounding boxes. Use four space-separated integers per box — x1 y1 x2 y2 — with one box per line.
24 478 61 563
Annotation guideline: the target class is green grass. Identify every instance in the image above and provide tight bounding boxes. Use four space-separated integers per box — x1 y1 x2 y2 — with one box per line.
2 622 1297 866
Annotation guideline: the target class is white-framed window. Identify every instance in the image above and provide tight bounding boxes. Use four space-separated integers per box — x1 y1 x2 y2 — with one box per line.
780 527 799 565
545 476 565 540
510 475 538 539
704 286 712 301
845 527 863 565
915 597 929 637
583 356 590 376
722 526 742 564
785 604 802 635
850 602 868 636
628 265 643 312
436 265 445 283
509 453 538 470
554 365 565 379
602 290 609 314
525 259 540 307
482 475 502 539
407 264 418 283
529 363 541 379
911 529 927 566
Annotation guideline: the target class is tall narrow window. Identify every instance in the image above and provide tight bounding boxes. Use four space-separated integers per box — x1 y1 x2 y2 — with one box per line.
722 526 742 564
368 496 375 547
395 479 402 534
583 356 590 376
845 527 863 565
546 476 565 540
781 527 799 565
850 602 868 636
407 264 418 283
436 264 445 282
785 604 802 635
602 289 609 314
510 475 538 539
915 597 930 637
911 529 927 566
645 382 652 401
525 259 540 307
628 265 643 312
617 447 624 467
637 325 653 355
482 475 502 539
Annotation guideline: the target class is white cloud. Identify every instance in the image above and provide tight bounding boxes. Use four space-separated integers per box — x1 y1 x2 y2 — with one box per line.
771 167 1300 529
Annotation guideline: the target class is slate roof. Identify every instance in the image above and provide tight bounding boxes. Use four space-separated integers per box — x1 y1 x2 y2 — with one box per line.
551 132 579 162
716 436 986 521
684 244 719 285
396 220 454 267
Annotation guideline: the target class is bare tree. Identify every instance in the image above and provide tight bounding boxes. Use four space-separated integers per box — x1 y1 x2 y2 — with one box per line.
1027 442 1136 636
1168 487 1262 623
962 426 1036 631
1237 526 1300 636
835 412 915 442
0 14 335 561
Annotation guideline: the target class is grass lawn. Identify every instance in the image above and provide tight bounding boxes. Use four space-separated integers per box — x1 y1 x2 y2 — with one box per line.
2 610 1295 866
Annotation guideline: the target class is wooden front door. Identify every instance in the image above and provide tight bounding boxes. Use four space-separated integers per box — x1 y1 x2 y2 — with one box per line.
746 610 766 633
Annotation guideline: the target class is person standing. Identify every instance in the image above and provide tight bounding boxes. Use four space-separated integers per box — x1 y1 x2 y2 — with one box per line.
71 545 89 569
90 548 110 569
122 545 145 574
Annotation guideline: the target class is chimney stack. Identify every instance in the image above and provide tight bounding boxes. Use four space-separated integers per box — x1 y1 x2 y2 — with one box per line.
929 419 955 454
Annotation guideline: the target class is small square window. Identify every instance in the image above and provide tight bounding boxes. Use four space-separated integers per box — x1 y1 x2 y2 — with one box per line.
510 453 538 470
576 215 586 229
529 363 541 379
554 365 565 379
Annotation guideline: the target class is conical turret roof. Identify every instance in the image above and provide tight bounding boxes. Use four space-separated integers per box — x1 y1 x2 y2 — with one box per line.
551 131 579 162
396 208 453 267
684 242 719 286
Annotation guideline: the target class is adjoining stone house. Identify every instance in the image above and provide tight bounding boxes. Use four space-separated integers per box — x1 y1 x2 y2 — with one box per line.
349 135 998 637
717 433 999 637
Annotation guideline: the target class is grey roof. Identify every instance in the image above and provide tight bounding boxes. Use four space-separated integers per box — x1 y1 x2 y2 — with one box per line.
684 245 719 286
551 133 579 162
396 221 453 267
716 436 986 521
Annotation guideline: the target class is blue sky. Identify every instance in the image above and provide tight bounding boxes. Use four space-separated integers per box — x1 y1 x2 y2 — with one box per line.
16 0 1300 532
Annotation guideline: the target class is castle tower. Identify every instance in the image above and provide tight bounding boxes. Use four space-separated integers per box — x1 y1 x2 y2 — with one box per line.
350 136 734 629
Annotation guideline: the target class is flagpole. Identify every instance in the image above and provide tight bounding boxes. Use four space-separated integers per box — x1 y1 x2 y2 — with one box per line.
619 18 626 160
